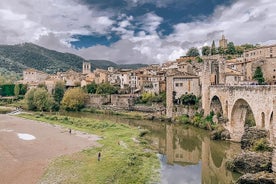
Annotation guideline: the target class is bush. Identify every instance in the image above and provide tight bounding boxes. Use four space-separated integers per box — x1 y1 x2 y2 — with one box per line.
180 94 198 106
25 88 55 111
180 114 190 124
61 87 88 111
252 138 273 152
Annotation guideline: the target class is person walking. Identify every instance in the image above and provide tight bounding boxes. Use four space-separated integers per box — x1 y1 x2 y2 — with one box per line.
98 151 101 161
69 128 71 134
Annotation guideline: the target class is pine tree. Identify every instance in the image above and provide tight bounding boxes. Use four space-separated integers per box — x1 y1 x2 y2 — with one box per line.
253 66 265 84
211 40 217 55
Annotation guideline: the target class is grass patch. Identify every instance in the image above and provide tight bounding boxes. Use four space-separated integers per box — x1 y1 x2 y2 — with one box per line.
18 113 160 184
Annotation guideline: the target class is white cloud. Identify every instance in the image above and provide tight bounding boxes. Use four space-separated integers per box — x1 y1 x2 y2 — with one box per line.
78 0 276 64
0 0 114 45
0 0 276 65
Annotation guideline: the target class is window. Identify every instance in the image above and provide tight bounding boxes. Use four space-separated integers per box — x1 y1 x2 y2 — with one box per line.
180 83 183 87
175 83 179 87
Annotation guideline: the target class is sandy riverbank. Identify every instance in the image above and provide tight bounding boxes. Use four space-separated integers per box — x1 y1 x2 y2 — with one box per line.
0 114 100 184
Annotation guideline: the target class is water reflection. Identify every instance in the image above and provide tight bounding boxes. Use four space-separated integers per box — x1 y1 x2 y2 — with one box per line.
61 112 241 183
149 124 241 184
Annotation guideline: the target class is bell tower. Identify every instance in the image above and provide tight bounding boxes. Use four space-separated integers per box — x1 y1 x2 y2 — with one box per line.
83 62 91 74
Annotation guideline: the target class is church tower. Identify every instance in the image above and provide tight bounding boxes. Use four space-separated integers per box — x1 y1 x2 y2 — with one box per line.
219 35 228 49
83 62 91 74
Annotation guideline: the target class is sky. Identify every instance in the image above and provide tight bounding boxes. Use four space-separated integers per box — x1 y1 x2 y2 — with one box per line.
0 0 276 64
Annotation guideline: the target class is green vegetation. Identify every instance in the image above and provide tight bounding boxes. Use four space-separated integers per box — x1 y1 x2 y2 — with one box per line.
61 87 88 111
0 83 27 97
25 88 55 111
136 92 166 105
84 82 119 95
90 60 147 70
201 46 211 56
252 138 273 152
186 47 200 57
0 67 21 83
19 113 160 184
95 83 119 95
180 94 199 106
0 43 147 75
211 40 217 55
53 81 65 108
253 66 265 84
179 111 215 130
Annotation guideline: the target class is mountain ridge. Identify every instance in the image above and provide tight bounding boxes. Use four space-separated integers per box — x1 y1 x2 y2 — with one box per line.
0 43 147 75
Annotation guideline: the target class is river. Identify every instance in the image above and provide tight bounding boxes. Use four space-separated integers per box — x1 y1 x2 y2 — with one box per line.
62 112 241 184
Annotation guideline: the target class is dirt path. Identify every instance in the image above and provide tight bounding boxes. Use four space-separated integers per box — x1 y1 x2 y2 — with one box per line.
0 114 100 184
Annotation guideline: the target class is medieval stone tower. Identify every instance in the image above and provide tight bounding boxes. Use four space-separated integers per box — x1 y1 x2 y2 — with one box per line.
83 62 91 74
219 35 228 49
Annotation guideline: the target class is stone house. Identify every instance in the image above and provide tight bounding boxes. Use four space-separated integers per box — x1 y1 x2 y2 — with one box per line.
166 71 201 117
22 68 49 87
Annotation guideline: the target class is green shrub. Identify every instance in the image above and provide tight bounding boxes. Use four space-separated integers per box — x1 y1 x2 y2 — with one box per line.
252 138 273 152
180 114 190 124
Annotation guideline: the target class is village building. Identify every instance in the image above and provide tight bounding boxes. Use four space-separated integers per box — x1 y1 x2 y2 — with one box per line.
22 68 49 87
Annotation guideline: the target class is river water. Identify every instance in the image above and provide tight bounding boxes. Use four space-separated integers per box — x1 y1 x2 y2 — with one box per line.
62 112 241 184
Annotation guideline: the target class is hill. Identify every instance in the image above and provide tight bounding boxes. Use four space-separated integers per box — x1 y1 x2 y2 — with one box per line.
0 43 147 75
89 60 148 70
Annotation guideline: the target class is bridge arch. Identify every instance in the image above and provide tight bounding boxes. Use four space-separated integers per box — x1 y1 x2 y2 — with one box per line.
230 98 256 141
210 95 223 118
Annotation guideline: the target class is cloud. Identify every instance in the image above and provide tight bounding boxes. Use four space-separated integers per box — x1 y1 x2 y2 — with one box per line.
78 0 276 64
0 0 276 65
0 0 114 45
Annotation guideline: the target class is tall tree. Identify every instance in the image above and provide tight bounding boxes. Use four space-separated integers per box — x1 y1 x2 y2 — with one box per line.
14 84 20 97
186 47 200 57
202 46 211 56
33 88 54 111
61 87 88 111
25 88 54 111
84 82 98 94
211 40 217 55
253 66 265 84
217 46 225 55
226 42 236 55
53 81 65 105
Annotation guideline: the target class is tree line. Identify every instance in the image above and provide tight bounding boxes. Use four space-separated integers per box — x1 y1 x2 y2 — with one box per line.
186 42 258 57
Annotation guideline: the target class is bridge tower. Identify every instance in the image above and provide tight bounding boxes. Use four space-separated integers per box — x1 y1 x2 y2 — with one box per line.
202 58 212 116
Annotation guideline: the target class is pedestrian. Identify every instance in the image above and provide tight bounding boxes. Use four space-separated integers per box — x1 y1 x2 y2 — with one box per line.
69 128 71 134
98 151 101 161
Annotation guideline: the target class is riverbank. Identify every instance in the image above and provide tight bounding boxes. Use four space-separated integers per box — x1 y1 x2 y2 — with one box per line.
18 113 160 184
0 114 98 184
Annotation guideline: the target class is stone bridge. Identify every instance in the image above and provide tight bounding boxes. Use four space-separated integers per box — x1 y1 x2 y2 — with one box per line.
204 85 276 142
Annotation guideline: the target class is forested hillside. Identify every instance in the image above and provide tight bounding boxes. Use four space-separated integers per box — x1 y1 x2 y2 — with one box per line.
0 43 147 76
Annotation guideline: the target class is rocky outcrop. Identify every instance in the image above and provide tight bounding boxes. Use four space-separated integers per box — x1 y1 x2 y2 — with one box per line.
237 172 276 184
241 127 268 149
228 151 272 174
210 125 230 140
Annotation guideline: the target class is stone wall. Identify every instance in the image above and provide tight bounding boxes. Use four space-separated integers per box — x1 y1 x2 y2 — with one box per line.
111 94 135 109
87 94 111 107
